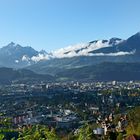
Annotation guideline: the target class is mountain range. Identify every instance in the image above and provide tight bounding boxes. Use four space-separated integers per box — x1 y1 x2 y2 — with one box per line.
1 32 140 82
0 42 50 68
26 32 140 75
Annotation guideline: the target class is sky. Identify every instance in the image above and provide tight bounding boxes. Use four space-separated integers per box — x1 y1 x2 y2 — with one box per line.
0 0 140 51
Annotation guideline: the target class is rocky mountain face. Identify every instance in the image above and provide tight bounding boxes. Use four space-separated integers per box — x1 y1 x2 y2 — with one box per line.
0 42 49 68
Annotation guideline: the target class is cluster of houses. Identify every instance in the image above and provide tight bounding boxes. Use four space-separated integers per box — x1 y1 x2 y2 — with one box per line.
12 108 79 130
0 81 140 137
1 80 140 95
93 113 128 137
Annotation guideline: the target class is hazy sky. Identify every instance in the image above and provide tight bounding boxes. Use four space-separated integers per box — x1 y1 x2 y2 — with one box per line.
0 0 140 51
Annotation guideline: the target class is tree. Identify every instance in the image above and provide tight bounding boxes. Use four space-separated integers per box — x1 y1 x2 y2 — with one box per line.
18 125 60 140
0 134 4 140
126 106 140 136
76 124 93 140
117 133 123 140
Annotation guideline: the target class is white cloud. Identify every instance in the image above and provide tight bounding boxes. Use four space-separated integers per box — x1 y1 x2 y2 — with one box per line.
52 40 111 58
88 50 135 56
31 53 50 62
15 60 19 63
22 55 30 61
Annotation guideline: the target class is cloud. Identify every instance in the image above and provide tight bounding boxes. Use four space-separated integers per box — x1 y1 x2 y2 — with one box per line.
52 40 111 58
31 53 50 62
51 40 133 58
22 55 30 61
15 60 19 63
89 50 135 56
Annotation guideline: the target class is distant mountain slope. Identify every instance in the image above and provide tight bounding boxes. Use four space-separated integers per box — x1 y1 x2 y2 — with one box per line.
0 67 54 84
1 62 140 83
27 32 140 75
27 54 140 75
55 62 140 82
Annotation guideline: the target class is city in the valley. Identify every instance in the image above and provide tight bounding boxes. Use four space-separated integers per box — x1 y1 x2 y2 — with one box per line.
0 81 140 139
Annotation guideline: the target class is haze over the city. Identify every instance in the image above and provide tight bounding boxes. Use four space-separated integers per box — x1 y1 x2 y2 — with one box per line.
0 0 140 51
